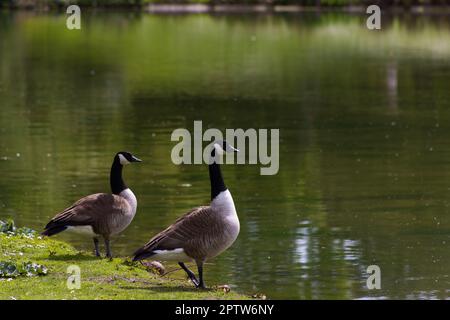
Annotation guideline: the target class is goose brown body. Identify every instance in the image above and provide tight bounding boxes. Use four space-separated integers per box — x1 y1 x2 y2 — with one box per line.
41 151 141 258
43 191 136 237
133 190 239 262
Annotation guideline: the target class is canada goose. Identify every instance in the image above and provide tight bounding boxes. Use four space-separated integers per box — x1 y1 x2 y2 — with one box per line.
41 151 142 258
133 140 239 288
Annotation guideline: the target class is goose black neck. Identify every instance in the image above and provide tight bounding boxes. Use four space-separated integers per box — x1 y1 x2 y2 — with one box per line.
110 157 127 195
209 149 227 200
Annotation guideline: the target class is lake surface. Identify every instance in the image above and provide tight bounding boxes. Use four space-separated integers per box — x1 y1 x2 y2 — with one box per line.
1 11 450 299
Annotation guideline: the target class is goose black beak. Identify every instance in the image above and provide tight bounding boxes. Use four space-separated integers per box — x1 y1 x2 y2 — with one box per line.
131 156 142 162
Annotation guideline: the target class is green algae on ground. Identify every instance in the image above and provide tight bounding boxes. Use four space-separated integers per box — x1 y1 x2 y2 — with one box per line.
0 261 48 278
0 227 248 300
0 219 37 237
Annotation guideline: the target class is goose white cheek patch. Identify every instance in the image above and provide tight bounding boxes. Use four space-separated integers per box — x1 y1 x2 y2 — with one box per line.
118 154 130 165
214 143 225 156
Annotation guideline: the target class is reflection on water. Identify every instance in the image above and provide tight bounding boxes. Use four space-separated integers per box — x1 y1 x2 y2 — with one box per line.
386 62 398 114
1 11 450 299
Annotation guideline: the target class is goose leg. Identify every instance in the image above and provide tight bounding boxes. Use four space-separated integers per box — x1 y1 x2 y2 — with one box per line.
104 236 112 259
93 237 100 257
196 260 206 289
178 262 199 287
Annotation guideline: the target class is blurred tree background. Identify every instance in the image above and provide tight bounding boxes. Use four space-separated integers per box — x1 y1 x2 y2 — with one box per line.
1 0 449 10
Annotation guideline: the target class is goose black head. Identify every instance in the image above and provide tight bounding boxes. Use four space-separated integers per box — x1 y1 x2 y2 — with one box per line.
212 140 239 157
116 151 142 165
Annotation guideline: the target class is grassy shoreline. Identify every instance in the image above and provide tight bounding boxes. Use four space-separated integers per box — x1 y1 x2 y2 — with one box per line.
0 222 249 300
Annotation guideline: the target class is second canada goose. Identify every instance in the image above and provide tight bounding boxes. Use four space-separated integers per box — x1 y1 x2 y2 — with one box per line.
133 140 239 288
41 151 142 258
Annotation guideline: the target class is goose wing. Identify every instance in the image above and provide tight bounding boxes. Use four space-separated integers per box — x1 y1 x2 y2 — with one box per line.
133 206 213 260
42 193 128 235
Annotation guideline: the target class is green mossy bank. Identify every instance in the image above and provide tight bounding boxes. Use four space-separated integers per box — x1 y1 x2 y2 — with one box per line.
0 222 248 300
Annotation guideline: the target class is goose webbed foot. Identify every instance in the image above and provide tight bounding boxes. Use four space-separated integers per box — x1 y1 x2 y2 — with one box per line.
196 282 206 289
191 278 200 287
178 262 199 287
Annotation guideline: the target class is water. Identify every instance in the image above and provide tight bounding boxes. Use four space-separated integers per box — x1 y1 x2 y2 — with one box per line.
1 11 450 299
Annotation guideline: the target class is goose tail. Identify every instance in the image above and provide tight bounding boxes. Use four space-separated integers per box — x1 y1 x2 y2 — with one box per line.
132 247 156 262
41 224 67 237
